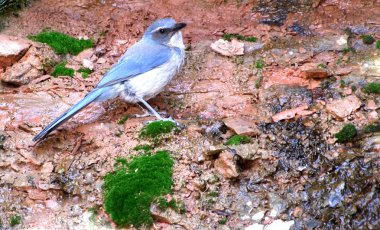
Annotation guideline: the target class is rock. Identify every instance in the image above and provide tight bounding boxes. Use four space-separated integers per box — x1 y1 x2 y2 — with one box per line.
268 193 288 218
0 35 31 69
41 162 54 173
326 95 362 119
252 210 265 222
300 63 332 79
229 142 261 161
1 43 60 85
28 189 48 200
313 34 349 52
82 59 94 70
366 100 379 110
264 220 294 230
223 117 259 136
245 223 264 230
210 39 244 56
272 105 314 122
214 150 240 178
45 199 61 211
205 145 227 156
244 42 265 54
150 204 183 224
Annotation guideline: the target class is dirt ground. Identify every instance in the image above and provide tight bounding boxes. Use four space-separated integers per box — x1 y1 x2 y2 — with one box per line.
1 0 380 229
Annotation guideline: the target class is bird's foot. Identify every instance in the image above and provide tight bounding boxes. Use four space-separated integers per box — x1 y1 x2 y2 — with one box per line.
144 117 185 129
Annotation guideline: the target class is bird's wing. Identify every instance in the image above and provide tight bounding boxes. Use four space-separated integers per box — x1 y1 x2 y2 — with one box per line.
96 41 172 88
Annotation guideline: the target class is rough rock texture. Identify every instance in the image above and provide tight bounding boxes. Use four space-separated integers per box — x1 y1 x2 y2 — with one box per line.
214 150 240 178
326 95 362 119
0 35 31 69
1 43 60 85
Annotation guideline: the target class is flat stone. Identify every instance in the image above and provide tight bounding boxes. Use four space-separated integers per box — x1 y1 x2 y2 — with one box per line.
265 220 294 230
0 35 31 69
229 142 260 160
326 95 362 119
223 117 259 136
211 39 244 56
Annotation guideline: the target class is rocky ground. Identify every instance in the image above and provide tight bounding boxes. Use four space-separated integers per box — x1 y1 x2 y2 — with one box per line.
1 0 380 229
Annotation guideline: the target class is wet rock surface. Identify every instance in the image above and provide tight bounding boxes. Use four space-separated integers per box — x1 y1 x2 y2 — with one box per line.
0 0 380 229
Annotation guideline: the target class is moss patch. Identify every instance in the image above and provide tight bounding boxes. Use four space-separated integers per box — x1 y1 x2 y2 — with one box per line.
10 215 21 227
376 40 380 49
77 67 92 79
363 82 380 94
156 197 186 214
28 30 93 55
363 124 380 134
255 59 265 69
222 33 257 42
116 115 129 125
335 124 357 143
103 151 174 227
140 120 177 139
225 135 251 145
51 61 74 77
361 35 375 45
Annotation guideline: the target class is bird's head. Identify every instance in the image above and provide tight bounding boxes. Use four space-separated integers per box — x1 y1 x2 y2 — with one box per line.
143 18 186 47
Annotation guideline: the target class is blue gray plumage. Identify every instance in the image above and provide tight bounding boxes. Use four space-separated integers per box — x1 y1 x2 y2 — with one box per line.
33 18 186 142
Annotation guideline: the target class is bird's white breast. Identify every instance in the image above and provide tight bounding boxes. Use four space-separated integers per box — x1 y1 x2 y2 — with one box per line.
120 49 184 103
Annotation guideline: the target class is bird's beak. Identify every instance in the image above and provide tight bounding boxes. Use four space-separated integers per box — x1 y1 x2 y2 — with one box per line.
172 22 187 32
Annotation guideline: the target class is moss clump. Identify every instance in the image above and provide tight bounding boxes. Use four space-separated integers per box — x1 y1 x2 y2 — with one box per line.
156 197 186 214
363 124 380 134
51 61 74 77
255 59 265 69
140 120 177 139
77 67 92 79
10 215 21 227
103 151 174 228
361 35 375 45
363 82 380 94
376 40 380 49
116 115 129 125
335 124 357 143
28 30 93 55
222 33 257 42
225 135 251 145
218 218 227 225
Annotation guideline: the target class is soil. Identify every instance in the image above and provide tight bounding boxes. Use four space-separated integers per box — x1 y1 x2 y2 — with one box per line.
1 0 380 229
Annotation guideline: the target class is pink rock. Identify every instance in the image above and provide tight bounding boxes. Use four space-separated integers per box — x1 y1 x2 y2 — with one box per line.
272 105 314 122
326 95 362 119
300 63 332 79
366 100 379 110
45 200 61 211
210 39 244 56
214 150 239 179
223 117 259 136
41 161 54 173
0 35 31 69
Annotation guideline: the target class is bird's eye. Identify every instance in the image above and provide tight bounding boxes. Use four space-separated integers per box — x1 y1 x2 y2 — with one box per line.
159 28 165 34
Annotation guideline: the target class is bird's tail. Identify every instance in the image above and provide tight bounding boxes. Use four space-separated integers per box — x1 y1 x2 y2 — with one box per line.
33 88 105 142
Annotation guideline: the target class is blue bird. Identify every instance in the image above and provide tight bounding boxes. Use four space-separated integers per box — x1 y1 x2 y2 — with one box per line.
33 18 186 142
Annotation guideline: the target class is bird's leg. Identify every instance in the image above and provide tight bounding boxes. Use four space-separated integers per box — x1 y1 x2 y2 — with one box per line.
137 98 164 120
137 98 182 127
132 102 168 118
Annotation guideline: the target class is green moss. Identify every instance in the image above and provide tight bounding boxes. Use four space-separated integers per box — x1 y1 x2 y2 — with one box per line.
225 135 251 146
335 124 357 143
363 124 380 134
78 67 92 79
156 197 186 214
222 33 257 42
376 40 380 49
218 218 227 225
140 120 177 139
255 59 265 69
51 61 74 77
361 35 375 45
10 215 21 227
363 82 380 94
208 191 218 197
28 30 93 55
339 79 348 88
117 115 129 125
103 151 174 227
317 63 327 69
